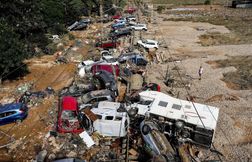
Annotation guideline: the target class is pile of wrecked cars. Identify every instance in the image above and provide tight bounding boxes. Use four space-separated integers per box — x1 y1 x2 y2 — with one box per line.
54 10 220 162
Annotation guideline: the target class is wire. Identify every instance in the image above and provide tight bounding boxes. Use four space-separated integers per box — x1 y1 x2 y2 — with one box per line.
140 4 244 162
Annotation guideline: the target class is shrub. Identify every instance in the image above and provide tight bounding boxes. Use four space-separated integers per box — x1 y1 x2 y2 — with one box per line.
157 6 165 14
204 0 211 5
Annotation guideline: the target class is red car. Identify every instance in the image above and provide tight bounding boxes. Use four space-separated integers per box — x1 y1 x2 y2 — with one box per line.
91 64 120 76
57 96 84 133
125 7 137 14
95 41 120 49
112 15 121 19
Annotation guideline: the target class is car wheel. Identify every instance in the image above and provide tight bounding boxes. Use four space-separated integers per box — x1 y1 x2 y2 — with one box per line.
142 124 151 135
143 28 147 31
128 108 138 117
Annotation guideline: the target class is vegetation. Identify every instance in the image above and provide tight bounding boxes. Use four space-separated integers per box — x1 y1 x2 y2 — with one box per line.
152 0 226 5
211 56 252 90
157 6 166 13
164 7 252 46
0 0 126 80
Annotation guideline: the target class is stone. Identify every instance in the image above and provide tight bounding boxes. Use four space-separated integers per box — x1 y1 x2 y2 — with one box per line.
66 151 77 157
36 150 47 162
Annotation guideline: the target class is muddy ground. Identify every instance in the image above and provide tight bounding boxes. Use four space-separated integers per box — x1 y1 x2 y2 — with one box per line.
0 4 252 162
143 5 252 161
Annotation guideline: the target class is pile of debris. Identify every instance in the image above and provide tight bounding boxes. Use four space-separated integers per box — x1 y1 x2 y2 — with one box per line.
42 11 221 162
0 7 222 162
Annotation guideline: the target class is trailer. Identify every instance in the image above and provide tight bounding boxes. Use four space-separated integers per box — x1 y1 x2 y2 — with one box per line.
128 91 219 148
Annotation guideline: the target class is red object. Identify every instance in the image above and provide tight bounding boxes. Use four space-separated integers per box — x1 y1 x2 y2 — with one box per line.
96 41 120 49
91 64 120 76
57 96 84 133
62 96 78 110
143 83 161 92
157 85 161 92
125 7 136 14
112 15 121 19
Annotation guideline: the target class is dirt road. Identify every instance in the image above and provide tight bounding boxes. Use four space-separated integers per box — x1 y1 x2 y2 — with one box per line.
142 7 252 161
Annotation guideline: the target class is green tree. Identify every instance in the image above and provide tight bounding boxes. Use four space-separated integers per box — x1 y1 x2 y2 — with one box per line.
0 20 28 80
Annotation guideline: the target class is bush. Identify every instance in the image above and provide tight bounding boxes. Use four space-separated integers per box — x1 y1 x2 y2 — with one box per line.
68 33 75 40
157 6 165 14
204 0 211 5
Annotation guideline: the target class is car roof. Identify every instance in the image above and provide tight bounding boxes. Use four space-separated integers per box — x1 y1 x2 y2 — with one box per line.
0 103 22 113
145 39 158 43
62 96 78 110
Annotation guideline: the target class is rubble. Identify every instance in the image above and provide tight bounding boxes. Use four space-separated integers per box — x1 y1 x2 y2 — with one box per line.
1 3 240 162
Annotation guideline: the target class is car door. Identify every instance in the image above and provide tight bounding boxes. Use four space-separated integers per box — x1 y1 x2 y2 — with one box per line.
0 111 16 125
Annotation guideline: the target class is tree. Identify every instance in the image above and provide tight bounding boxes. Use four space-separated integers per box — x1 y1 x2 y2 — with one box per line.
0 20 28 80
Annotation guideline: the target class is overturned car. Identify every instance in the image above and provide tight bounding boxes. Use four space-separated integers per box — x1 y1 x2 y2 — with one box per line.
86 101 129 137
128 91 219 148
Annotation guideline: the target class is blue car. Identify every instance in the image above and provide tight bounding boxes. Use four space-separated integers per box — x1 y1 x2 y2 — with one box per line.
0 103 28 126
112 22 126 29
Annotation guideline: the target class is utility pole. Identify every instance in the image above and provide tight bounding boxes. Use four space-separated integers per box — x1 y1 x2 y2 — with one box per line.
99 0 103 17
100 0 104 47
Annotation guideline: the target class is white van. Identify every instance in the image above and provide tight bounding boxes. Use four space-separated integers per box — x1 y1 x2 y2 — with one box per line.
91 101 129 137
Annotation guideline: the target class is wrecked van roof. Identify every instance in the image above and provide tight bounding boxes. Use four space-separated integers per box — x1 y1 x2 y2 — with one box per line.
138 91 219 130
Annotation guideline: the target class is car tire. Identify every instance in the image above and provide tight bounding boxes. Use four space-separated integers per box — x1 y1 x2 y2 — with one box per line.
143 28 147 31
128 108 138 117
142 124 151 135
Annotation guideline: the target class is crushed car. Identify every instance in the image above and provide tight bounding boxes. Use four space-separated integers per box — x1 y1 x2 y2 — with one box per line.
82 101 129 137
127 91 219 148
93 70 118 93
67 21 88 31
57 96 84 133
91 64 120 76
126 15 136 21
112 21 126 29
109 28 132 38
100 50 118 63
95 40 120 49
118 52 148 66
77 89 115 106
140 120 176 161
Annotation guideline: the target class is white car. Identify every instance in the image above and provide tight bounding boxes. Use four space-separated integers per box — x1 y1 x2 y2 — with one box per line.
127 17 136 21
137 39 159 49
100 50 118 64
90 101 129 137
131 24 147 31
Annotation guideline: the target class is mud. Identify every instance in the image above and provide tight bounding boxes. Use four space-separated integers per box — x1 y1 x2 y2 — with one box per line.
207 56 252 90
